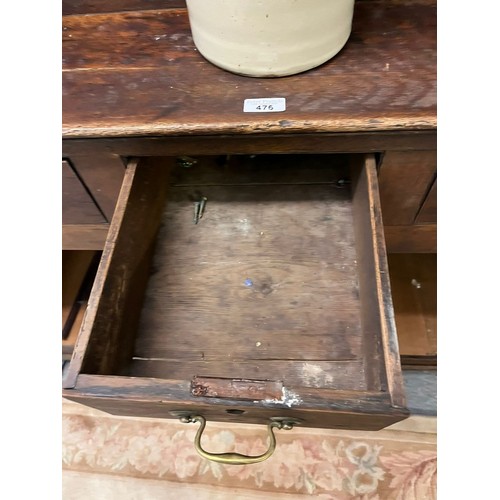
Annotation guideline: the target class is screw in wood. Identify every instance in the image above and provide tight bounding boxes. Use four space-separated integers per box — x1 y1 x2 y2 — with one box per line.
198 196 208 219
193 201 201 224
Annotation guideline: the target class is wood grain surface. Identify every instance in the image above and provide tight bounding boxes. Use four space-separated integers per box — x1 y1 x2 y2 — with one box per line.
62 0 436 138
65 154 125 221
133 157 365 389
384 225 436 253
378 150 437 226
415 178 437 224
62 160 106 225
387 254 437 360
129 359 368 391
62 224 110 250
62 131 437 158
62 250 97 336
350 155 405 408
64 158 175 388
63 302 87 360
63 0 186 16
64 374 408 430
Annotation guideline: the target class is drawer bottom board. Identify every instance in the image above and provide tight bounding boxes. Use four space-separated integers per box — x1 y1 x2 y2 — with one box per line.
129 182 366 391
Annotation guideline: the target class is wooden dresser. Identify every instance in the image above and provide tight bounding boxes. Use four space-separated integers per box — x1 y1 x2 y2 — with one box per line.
62 0 436 458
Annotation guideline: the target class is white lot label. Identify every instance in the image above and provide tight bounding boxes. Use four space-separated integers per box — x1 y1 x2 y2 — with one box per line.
243 98 286 113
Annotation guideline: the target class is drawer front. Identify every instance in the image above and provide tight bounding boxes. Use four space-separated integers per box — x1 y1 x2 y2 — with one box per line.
62 160 108 250
62 154 126 250
415 177 437 224
62 160 106 225
64 154 126 222
63 154 408 433
378 150 436 252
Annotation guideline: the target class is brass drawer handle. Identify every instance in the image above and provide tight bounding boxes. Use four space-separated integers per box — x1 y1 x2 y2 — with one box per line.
178 414 296 465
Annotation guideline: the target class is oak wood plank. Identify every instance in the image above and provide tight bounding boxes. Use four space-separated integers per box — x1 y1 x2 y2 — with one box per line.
170 153 352 186
63 0 185 16
62 0 435 16
63 393 406 430
134 183 364 362
378 151 436 226
62 5 434 73
351 155 406 408
62 0 436 138
62 70 436 138
190 376 284 400
388 254 437 358
62 250 97 336
384 225 437 253
64 374 408 430
63 302 87 360
62 160 106 225
66 374 391 408
63 158 175 388
66 154 125 221
62 131 438 157
62 224 109 250
415 178 437 224
128 359 368 391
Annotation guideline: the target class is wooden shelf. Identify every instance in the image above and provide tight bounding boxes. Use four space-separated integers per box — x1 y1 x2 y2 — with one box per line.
62 0 436 139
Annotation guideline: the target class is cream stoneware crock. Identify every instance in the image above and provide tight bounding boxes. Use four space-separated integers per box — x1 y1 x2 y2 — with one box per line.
185 0 356 77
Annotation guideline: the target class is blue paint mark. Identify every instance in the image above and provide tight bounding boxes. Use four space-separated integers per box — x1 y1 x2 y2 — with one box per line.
244 278 253 287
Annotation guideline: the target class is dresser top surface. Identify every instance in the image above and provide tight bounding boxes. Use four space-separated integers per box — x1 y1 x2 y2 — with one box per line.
62 0 436 139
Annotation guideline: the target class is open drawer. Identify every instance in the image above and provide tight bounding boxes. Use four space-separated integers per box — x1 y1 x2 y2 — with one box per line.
63 153 408 461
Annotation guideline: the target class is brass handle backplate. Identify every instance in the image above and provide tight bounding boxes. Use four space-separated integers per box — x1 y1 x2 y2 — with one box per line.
176 414 297 465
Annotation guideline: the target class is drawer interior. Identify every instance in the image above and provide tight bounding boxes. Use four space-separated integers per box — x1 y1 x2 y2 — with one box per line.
133 155 370 391
71 153 391 397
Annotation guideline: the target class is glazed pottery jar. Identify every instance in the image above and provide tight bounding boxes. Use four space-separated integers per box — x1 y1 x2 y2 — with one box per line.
185 0 355 77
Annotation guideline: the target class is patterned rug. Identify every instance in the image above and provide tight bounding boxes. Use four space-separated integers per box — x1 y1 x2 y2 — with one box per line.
62 400 436 499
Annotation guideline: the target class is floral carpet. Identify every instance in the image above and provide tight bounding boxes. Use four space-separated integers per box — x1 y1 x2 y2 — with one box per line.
62 400 436 499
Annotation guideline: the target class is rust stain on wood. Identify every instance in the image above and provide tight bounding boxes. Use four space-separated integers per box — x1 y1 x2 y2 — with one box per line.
191 376 283 401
